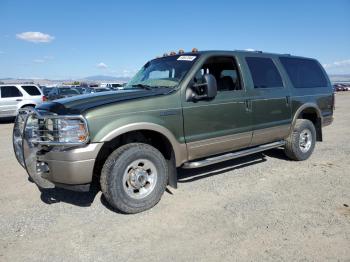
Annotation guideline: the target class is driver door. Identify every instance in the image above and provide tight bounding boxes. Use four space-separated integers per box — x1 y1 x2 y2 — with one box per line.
182 56 253 160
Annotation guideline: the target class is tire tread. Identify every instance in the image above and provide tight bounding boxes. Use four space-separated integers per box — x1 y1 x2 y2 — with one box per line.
100 143 168 214
284 119 316 161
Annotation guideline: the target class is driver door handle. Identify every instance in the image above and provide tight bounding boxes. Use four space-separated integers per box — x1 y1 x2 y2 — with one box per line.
16 99 22 101
286 96 290 106
245 99 252 112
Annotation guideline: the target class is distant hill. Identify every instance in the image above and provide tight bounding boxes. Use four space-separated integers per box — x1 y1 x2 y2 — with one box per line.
329 74 350 83
2 73 349 85
82 75 131 82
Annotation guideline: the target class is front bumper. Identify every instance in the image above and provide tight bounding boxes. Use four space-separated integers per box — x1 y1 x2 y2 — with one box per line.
13 109 102 192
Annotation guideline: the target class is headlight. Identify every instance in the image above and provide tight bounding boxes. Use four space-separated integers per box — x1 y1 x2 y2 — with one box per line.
17 109 89 146
41 116 89 145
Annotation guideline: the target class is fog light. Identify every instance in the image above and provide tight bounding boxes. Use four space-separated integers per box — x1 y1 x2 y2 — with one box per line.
36 161 49 174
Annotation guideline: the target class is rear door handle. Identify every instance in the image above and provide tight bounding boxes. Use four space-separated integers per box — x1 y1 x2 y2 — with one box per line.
16 99 22 101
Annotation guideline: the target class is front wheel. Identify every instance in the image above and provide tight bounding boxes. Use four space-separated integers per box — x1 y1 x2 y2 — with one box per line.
100 143 168 214
284 119 316 161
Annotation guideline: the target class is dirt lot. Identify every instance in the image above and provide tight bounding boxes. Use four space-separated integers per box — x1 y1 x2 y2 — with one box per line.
1 93 350 262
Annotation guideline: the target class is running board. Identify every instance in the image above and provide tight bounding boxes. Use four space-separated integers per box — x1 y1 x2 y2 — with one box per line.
182 141 285 169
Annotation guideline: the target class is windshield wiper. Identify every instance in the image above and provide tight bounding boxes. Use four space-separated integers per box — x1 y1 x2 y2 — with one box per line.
131 83 153 90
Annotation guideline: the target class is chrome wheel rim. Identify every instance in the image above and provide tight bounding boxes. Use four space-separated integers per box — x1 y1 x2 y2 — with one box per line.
299 129 312 153
122 159 157 199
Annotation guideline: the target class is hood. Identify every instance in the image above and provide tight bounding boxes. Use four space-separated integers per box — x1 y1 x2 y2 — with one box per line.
37 88 173 115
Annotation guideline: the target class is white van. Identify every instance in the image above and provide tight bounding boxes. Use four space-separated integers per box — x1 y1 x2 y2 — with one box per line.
0 84 44 118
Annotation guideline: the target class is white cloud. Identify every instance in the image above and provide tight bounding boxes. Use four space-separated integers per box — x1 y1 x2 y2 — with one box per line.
33 59 45 63
16 32 54 43
244 48 256 51
121 69 137 77
97 62 108 69
43 55 54 60
323 59 350 69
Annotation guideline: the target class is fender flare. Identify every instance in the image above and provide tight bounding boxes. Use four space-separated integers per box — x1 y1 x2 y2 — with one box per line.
289 103 323 138
100 122 188 167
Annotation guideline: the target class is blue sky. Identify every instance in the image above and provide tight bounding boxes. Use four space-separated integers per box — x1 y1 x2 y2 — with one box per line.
0 0 349 79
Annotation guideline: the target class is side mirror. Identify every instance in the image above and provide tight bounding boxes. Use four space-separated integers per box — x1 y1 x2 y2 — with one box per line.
203 74 217 99
189 74 217 101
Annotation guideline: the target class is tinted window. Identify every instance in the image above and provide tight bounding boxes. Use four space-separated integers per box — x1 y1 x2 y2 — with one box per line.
1 86 23 98
279 57 328 88
246 57 283 88
21 85 41 96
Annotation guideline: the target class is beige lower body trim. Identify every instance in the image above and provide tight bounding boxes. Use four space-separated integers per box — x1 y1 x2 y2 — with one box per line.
38 143 104 184
187 132 252 160
44 159 95 184
251 124 290 146
174 143 188 167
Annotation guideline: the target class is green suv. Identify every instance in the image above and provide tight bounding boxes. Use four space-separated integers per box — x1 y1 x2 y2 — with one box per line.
13 50 334 213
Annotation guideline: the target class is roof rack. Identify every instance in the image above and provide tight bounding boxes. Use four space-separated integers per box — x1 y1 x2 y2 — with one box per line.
236 49 263 53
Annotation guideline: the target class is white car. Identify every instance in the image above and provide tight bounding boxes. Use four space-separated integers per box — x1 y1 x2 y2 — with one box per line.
100 83 124 90
0 84 44 118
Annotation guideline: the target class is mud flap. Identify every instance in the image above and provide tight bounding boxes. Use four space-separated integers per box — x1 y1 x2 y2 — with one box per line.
167 154 177 189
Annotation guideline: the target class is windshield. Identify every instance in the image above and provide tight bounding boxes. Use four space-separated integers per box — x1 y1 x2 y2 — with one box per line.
43 87 53 96
60 88 80 95
126 55 199 89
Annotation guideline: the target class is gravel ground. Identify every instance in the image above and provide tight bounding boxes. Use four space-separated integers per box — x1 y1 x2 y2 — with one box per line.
0 93 350 262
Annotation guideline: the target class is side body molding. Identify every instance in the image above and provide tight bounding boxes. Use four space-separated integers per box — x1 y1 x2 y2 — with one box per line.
100 122 188 167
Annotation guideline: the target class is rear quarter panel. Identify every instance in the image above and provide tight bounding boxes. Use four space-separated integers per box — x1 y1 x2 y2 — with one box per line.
275 57 334 122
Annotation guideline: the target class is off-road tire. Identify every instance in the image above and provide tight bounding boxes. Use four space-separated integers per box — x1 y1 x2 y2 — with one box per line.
100 143 168 214
284 119 316 161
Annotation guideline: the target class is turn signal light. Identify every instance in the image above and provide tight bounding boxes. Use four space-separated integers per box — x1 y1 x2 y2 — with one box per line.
157 48 198 58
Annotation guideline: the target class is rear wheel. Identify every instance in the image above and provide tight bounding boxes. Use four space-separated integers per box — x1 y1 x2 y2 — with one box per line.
100 143 168 214
284 119 316 161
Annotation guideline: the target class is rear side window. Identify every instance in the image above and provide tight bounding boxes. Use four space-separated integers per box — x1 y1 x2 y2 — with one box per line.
21 85 41 96
1 86 23 98
279 57 328 88
246 57 283 88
